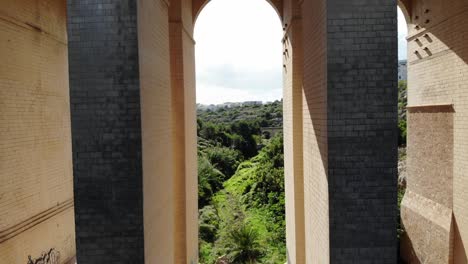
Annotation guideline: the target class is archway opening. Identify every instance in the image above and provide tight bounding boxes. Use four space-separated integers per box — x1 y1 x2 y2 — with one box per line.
193 0 285 262
396 5 408 261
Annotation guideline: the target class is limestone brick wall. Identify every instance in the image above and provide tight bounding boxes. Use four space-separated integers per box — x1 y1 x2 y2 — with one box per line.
170 0 198 262
301 0 329 262
137 0 175 263
183 32 198 264
283 1 305 262
170 19 188 264
0 0 75 263
182 6 198 263
401 0 468 262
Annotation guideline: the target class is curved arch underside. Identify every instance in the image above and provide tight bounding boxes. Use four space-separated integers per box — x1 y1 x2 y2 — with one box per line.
193 0 283 23
398 0 412 23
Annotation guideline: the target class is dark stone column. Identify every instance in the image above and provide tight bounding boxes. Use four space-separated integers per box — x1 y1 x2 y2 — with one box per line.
67 1 144 263
327 0 398 262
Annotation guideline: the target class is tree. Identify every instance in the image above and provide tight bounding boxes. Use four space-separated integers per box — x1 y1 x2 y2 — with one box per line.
230 121 259 159
226 224 263 264
205 146 243 179
198 155 225 208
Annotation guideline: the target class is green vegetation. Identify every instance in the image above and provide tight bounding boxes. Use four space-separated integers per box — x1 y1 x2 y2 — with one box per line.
197 101 285 263
197 101 282 128
397 81 408 246
398 80 408 146
197 90 408 262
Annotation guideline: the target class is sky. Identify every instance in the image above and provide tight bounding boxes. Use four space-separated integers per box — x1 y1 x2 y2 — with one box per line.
194 0 408 104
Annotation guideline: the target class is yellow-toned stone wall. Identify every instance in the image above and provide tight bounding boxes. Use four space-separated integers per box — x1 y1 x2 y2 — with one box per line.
171 0 198 262
0 209 75 264
0 0 75 263
401 0 468 262
137 0 175 262
182 3 198 262
402 106 454 263
301 0 329 263
283 1 305 263
170 19 188 264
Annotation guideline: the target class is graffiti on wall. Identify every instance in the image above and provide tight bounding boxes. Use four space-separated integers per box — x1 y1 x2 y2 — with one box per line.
27 248 60 264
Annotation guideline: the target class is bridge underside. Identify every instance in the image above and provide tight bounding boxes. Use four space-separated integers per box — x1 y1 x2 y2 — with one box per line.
1 0 467 263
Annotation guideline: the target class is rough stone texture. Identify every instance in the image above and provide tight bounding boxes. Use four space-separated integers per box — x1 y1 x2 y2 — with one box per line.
401 0 468 262
326 0 398 263
67 0 144 263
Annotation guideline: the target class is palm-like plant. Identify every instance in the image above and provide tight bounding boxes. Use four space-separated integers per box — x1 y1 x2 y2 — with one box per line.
226 224 263 264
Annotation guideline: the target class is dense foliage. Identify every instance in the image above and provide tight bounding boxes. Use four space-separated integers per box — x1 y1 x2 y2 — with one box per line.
397 81 408 260
197 101 285 263
197 101 282 128
197 93 407 262
398 80 408 146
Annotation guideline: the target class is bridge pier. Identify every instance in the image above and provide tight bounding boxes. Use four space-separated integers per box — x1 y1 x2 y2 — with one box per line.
67 0 398 263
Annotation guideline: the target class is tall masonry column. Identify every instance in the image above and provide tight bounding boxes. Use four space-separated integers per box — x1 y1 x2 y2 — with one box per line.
68 1 145 263
399 0 468 263
327 1 397 262
69 0 186 262
283 1 305 263
301 0 398 262
169 0 199 263
138 0 176 263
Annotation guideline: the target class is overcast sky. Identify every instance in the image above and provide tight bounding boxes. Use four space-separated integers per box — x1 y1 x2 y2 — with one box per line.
194 0 408 104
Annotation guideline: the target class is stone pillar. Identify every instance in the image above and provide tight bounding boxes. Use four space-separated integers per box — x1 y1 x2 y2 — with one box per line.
283 6 305 264
302 0 398 262
399 0 468 262
137 0 176 262
68 1 145 263
169 0 199 263
326 0 398 262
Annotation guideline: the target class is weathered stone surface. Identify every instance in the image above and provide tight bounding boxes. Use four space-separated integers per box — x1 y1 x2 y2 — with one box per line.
68 0 144 263
400 0 468 262
326 1 398 263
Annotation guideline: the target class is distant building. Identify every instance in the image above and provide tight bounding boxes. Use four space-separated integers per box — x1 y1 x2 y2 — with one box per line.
398 60 407 81
222 102 242 108
241 101 262 106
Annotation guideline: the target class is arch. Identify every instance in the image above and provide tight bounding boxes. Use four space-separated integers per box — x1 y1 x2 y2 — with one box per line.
397 0 412 25
193 0 283 24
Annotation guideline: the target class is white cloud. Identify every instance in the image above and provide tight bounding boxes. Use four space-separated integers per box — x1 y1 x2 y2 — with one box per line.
194 2 410 104
194 0 283 104
197 84 282 105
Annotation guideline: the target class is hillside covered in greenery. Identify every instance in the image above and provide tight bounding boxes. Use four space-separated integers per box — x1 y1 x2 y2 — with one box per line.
196 87 408 263
197 101 285 263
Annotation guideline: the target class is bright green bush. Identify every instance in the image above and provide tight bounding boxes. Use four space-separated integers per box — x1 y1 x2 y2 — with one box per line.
198 155 225 208
226 224 263 264
205 146 243 178
197 102 286 263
